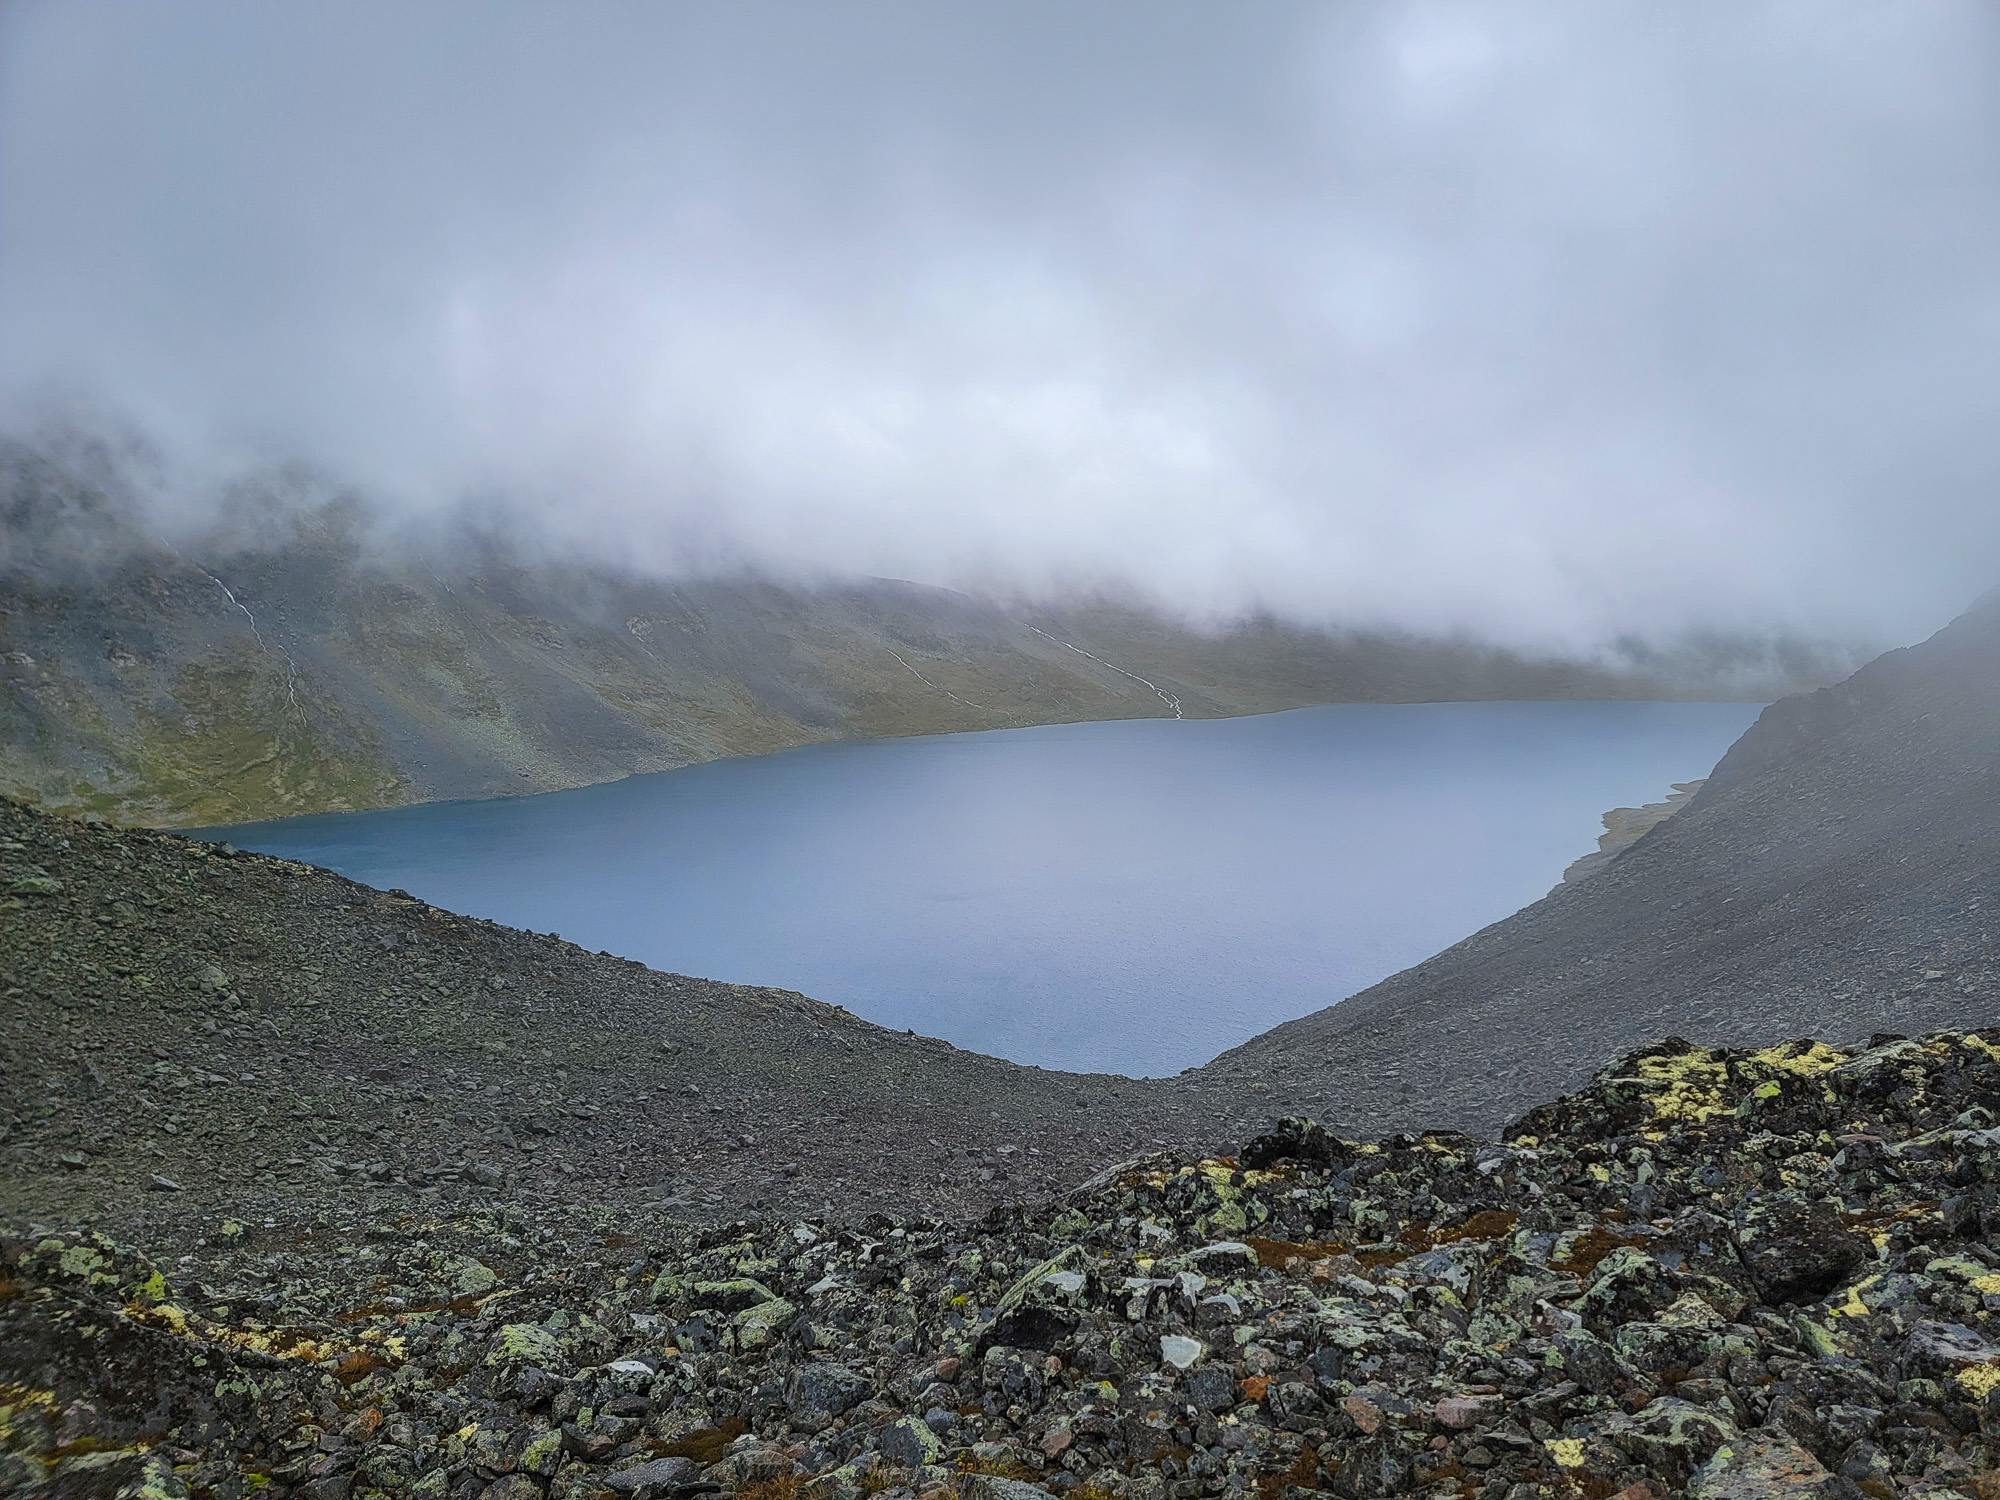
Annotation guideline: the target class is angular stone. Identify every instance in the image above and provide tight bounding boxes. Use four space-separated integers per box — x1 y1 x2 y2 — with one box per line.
1342 1392 1383 1434
691 1277 780 1313
1900 1319 2000 1390
1159 1334 1205 1369
604 1457 693 1493
958 1477 1054 1500
1588 1398 1738 1487
486 1322 566 1370
1434 1395 1489 1429
877 1415 942 1470
733 1295 797 1349
788 1362 870 1421
1185 1363 1238 1414
1689 1431 1840 1499
980 1244 1089 1353
1733 1194 1863 1305
1171 1241 1260 1275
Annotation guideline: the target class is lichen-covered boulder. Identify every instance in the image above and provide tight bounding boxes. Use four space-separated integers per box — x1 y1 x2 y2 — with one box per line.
978 1244 1090 1352
732 1296 797 1350
1689 1430 1844 1499
1734 1193 1863 1305
787 1362 870 1428
486 1323 567 1372
1583 1397 1739 1489
876 1414 942 1470
689 1277 780 1313
1899 1319 2000 1397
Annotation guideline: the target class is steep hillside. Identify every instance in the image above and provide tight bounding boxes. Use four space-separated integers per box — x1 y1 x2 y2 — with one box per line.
5 598 1994 1235
0 444 1836 827
1215 592 2000 1137
0 792 1226 1233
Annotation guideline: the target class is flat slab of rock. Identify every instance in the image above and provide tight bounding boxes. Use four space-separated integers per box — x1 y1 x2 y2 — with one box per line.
603 1456 694 1494
1690 1431 1841 1499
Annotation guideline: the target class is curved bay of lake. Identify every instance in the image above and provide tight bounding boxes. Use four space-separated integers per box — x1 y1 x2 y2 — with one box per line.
212 700 1761 1077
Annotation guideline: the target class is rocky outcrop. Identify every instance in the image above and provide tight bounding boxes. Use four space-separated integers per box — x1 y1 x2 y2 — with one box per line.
10 1028 2000 1499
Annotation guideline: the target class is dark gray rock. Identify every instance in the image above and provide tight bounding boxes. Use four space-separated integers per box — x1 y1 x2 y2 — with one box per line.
1734 1194 1863 1306
786 1362 870 1423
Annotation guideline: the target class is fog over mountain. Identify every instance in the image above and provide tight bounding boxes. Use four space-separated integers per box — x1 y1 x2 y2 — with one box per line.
3 1 1998 651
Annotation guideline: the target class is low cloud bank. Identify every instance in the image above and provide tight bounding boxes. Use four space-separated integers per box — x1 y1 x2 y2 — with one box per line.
3 2 1998 653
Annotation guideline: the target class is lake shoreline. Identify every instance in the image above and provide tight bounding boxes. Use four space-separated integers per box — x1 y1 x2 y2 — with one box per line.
195 699 1764 1077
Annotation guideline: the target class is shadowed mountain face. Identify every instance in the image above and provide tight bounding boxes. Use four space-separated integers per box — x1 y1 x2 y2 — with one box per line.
1212 591 2000 1135
0 444 1840 827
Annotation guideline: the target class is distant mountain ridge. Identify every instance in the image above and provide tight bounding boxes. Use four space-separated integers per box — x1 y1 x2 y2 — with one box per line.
0 439 1852 826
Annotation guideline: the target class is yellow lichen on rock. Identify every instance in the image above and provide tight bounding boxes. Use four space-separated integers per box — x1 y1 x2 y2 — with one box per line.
1546 1438 1587 1468
1743 1041 1846 1077
125 1301 333 1363
1630 1049 1730 1124
1829 1277 1875 1319
1955 1365 2000 1399
1959 1032 2000 1065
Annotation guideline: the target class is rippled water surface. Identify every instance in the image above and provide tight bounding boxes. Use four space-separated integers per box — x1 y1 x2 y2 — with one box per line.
211 701 1761 1075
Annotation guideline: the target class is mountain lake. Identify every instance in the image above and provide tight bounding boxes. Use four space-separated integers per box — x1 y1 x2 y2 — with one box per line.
206 699 1763 1076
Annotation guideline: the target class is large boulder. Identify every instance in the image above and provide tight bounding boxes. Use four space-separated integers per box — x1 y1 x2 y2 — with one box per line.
1580 1398 1740 1490
978 1245 1091 1353
1733 1195 1863 1305
1898 1319 2000 1395
485 1323 568 1373
786 1363 871 1429
1689 1431 1853 1499
689 1278 781 1314
876 1415 943 1470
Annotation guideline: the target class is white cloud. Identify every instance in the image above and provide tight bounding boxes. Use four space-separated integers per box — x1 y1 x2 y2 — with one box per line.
2 0 1997 650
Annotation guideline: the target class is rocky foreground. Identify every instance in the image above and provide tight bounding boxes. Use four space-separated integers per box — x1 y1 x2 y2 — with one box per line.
10 1028 2000 1500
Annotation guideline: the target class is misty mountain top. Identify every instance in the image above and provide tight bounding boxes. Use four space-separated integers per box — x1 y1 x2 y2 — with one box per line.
0 435 1860 828
4 3 1999 651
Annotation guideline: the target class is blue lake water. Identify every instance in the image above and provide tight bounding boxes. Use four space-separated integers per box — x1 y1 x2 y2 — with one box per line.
208 700 1762 1077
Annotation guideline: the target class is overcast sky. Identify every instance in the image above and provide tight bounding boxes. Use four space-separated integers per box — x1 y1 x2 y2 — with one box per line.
3 1 1997 650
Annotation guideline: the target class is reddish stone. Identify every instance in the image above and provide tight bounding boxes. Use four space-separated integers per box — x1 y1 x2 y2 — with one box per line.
1342 1393 1383 1434
1434 1395 1488 1429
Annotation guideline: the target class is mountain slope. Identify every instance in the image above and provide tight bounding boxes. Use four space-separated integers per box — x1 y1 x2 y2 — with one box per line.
1208 591 2000 1134
0 444 1836 826
4 597 1992 1236
0 789 1227 1230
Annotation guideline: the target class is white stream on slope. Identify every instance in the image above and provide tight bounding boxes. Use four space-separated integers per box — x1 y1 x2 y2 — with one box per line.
887 650 1002 713
1022 624 1184 719
155 536 306 721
